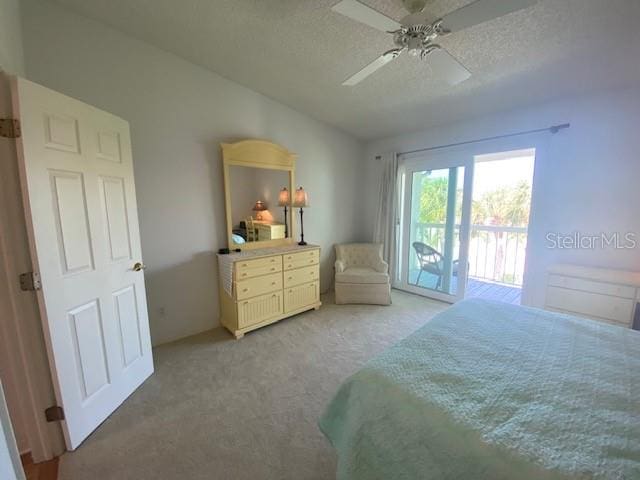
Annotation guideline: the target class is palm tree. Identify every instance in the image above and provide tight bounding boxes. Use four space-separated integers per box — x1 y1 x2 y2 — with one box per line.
472 181 531 282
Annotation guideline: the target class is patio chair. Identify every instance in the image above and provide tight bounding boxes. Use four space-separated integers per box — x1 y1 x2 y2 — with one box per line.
412 242 459 290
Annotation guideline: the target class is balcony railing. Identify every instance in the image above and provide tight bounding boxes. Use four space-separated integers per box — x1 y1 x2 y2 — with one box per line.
412 223 528 286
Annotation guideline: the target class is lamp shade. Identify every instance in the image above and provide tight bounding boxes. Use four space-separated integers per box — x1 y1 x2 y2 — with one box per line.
292 187 309 208
277 187 290 206
252 200 267 211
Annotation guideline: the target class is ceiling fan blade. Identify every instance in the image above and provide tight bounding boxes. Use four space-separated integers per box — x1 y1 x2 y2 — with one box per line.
331 0 401 32
342 50 402 86
428 49 471 86
440 0 538 33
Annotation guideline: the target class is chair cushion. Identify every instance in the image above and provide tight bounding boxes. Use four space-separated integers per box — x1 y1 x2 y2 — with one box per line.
335 267 390 285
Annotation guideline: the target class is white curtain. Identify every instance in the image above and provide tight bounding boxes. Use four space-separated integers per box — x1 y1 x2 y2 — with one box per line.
372 153 399 280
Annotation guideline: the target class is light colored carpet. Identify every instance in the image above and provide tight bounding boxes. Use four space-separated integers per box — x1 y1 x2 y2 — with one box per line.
59 291 447 480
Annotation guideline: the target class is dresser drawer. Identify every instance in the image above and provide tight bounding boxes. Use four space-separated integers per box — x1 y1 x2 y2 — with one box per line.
547 307 631 328
284 281 319 313
546 286 634 325
284 249 319 271
284 264 319 288
236 255 282 280
548 274 636 299
236 272 282 300
237 291 283 328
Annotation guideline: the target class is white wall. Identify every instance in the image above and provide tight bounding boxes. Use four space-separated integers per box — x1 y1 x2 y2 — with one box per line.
21 0 367 345
365 85 640 307
0 0 25 75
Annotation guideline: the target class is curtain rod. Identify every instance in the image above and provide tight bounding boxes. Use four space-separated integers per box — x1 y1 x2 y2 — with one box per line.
394 123 570 157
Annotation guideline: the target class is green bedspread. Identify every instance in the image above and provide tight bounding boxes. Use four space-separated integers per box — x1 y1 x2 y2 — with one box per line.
319 299 640 480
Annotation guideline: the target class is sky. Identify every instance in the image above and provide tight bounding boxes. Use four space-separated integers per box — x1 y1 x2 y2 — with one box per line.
418 151 535 198
473 152 535 198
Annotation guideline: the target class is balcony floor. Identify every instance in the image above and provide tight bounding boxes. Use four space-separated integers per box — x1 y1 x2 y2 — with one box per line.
407 270 521 305
466 278 521 305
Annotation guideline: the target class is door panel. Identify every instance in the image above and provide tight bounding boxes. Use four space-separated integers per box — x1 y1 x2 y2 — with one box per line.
397 153 473 303
12 77 153 449
99 176 132 262
113 285 143 368
96 131 122 163
44 113 80 153
68 300 110 400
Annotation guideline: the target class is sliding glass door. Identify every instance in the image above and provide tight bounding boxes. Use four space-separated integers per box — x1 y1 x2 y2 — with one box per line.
397 153 473 303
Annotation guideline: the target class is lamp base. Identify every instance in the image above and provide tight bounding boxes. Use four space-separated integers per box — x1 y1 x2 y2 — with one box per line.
298 241 307 246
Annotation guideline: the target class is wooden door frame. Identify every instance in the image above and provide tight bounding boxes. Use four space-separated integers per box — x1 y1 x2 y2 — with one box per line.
0 72 65 462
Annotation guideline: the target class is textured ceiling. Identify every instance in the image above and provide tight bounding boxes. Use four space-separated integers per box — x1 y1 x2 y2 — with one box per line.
49 0 640 139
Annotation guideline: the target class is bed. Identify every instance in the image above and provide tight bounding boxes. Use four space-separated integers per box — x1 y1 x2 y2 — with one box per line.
319 299 640 480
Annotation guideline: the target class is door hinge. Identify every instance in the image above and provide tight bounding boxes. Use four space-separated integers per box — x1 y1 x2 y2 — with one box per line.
45 405 65 423
0 118 21 138
19 271 41 291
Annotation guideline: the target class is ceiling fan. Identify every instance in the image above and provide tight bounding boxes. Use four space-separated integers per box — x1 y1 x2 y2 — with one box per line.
332 0 538 86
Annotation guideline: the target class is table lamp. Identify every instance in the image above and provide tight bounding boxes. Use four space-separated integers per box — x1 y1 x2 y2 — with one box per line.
252 200 267 221
292 187 309 246
278 187 290 237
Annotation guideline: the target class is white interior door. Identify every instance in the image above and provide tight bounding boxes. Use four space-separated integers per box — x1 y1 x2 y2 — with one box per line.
11 77 153 450
396 151 474 303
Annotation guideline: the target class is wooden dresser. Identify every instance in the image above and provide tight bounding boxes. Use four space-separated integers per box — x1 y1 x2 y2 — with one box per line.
218 244 321 338
545 264 640 328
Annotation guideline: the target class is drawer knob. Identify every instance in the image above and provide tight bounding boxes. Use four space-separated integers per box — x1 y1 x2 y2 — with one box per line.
243 288 248 292
270 267 275 271
272 282 276 286
242 273 247 277
288 277 293 280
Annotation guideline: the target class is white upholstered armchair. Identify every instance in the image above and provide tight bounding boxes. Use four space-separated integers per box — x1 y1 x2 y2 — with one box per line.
334 243 391 305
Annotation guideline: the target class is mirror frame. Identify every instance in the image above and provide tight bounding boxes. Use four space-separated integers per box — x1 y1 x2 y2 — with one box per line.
221 140 297 250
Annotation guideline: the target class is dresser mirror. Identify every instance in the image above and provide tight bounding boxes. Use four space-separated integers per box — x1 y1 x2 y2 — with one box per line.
222 140 296 250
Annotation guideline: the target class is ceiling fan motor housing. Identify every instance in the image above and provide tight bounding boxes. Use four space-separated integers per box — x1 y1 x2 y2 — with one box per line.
393 23 439 55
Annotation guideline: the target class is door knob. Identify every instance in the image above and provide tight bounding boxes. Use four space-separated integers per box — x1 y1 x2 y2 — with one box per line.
132 262 146 272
